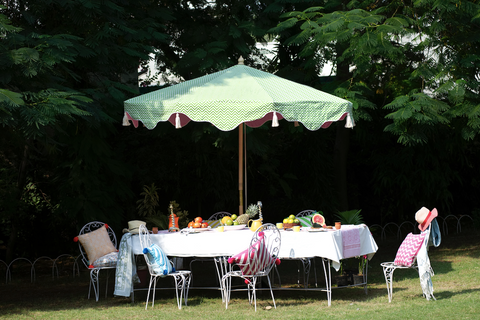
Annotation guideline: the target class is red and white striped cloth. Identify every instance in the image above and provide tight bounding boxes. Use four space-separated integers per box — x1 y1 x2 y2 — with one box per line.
228 231 278 276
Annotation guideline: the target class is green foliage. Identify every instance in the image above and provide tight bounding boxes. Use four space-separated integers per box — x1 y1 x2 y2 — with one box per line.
137 183 161 218
135 185 190 230
334 209 364 225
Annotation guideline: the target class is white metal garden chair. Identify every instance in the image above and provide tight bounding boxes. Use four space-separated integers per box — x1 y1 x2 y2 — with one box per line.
76 221 118 301
380 224 433 302
221 223 281 311
276 210 317 288
295 210 317 287
139 224 192 310
189 211 232 280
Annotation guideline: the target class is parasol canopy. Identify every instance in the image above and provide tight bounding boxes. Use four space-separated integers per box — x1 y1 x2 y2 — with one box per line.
123 57 355 214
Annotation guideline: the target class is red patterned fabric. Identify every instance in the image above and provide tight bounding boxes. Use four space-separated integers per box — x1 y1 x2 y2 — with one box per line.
394 233 426 267
228 232 276 276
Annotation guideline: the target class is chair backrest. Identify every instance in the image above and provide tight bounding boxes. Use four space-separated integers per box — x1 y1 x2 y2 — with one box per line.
139 224 153 250
78 221 117 268
247 223 281 275
296 210 316 217
139 224 173 276
208 211 232 220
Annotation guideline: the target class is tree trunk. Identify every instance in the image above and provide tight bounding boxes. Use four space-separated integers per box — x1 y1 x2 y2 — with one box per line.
333 124 350 211
5 143 29 263
333 40 351 211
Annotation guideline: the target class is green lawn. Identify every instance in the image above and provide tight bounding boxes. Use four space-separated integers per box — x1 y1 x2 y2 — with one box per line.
1 230 479 319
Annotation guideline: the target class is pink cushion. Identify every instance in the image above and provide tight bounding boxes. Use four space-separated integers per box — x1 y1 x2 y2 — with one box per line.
394 233 426 267
228 232 277 275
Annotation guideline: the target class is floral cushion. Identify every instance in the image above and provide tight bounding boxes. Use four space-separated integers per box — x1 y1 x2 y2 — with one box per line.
77 225 117 265
394 233 426 267
143 243 174 276
228 232 279 276
93 251 118 268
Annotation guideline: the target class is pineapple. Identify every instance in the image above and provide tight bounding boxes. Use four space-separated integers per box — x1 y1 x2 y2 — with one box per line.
236 204 259 225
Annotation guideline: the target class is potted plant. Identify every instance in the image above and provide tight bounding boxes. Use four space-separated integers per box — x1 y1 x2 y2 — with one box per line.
136 183 189 230
335 261 349 287
353 255 368 285
334 209 364 225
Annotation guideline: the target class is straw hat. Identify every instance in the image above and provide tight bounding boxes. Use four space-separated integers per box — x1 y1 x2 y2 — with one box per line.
415 207 438 232
122 220 146 234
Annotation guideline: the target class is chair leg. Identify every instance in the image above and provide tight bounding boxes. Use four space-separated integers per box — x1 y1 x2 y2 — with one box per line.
172 273 184 310
302 258 312 288
266 275 276 309
152 276 159 308
145 275 154 310
222 275 231 309
382 265 396 303
104 270 109 299
182 272 192 306
249 277 257 311
90 269 101 302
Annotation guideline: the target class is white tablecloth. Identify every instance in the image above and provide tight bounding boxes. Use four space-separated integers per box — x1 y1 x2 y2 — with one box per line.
130 224 378 270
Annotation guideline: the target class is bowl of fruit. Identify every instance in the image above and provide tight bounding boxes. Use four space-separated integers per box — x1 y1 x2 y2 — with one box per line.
220 214 247 230
282 214 301 230
186 217 210 231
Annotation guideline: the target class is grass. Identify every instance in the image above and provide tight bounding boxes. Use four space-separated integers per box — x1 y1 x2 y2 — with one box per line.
1 230 479 319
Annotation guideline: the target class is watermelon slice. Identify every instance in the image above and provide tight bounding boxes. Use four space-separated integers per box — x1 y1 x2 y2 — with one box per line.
311 213 326 227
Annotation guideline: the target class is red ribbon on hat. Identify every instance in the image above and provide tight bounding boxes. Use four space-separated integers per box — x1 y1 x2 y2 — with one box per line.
418 209 434 231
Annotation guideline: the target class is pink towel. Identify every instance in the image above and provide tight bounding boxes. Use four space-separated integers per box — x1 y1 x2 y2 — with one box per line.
342 227 361 258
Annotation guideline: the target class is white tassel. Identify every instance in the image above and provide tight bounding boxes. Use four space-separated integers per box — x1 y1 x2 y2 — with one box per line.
272 112 279 127
345 114 355 128
122 113 130 126
175 113 182 129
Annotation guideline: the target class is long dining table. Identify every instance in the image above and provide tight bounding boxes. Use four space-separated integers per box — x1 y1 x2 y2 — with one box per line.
115 224 378 306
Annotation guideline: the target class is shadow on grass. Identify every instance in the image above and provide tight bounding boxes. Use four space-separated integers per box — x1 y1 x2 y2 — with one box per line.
1 230 479 316
432 287 480 300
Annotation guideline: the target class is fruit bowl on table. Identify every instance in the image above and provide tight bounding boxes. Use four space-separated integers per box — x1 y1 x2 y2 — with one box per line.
283 223 301 230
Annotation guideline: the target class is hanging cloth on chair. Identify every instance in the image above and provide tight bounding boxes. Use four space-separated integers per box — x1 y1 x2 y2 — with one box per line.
417 218 441 300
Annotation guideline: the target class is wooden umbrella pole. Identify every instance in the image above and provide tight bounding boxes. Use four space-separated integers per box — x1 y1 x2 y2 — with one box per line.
244 121 247 213
238 123 244 216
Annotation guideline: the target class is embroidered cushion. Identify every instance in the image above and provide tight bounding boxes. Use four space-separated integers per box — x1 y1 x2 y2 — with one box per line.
394 233 426 267
143 243 174 276
93 251 118 268
228 232 279 276
77 225 117 265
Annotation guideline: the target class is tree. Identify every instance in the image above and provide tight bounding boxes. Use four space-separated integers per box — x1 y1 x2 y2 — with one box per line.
0 0 171 261
269 0 480 219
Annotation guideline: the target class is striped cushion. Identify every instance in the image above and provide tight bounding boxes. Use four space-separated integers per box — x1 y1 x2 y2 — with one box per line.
297 215 313 227
205 219 222 228
394 233 425 267
228 232 275 276
143 243 174 276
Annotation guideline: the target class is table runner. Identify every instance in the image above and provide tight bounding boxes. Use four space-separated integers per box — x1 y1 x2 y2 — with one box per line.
341 225 361 258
